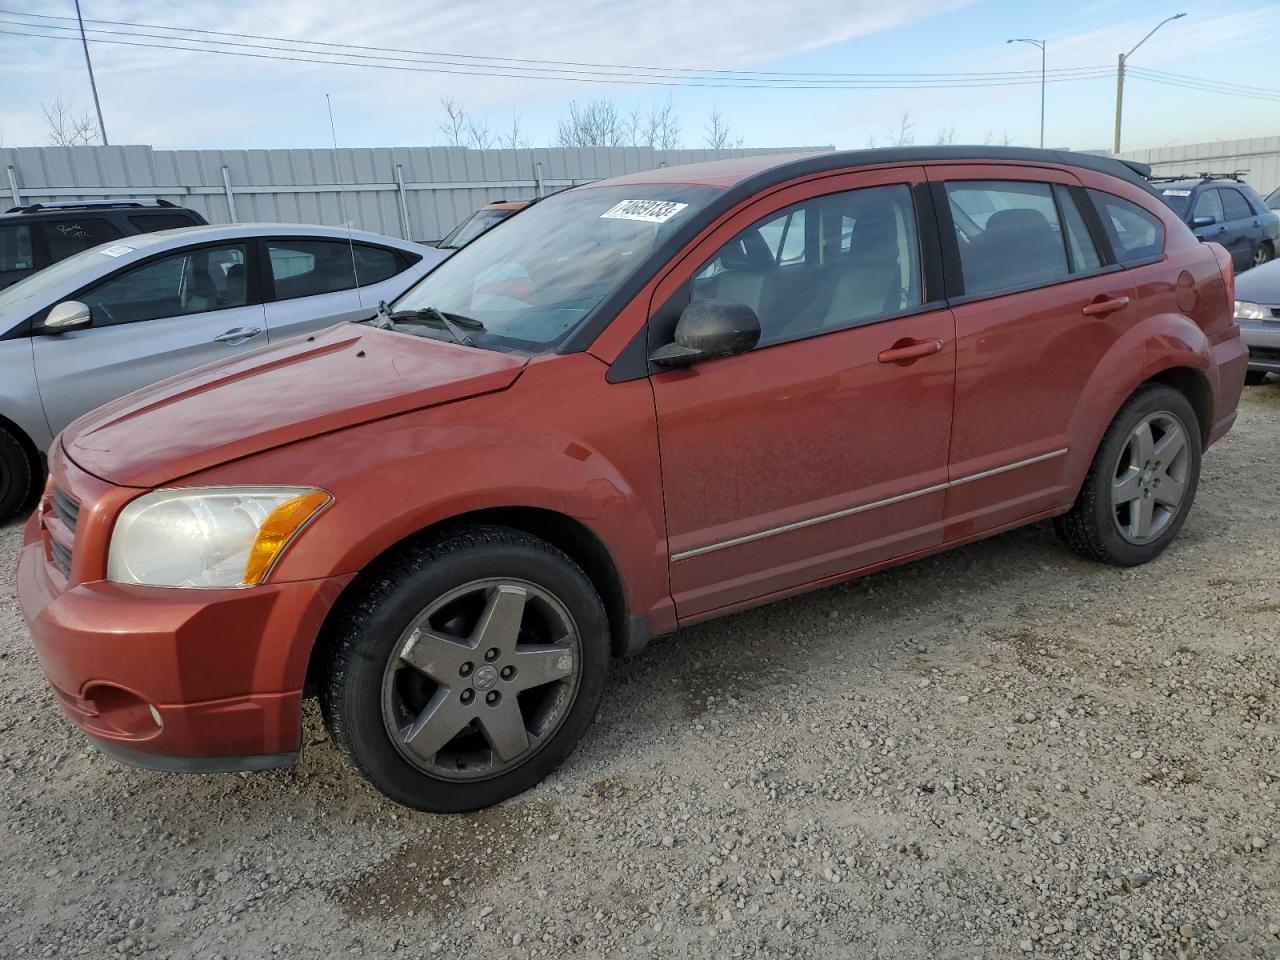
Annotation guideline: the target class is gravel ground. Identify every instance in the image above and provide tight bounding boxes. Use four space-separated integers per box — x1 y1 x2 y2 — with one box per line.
1 386 1277 960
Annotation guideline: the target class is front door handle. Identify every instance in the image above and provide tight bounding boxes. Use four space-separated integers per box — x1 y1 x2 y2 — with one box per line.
1081 296 1130 317
212 326 263 345
877 338 944 364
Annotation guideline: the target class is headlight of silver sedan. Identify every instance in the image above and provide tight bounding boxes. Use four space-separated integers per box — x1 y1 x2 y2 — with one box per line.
107 487 331 588
1234 300 1266 321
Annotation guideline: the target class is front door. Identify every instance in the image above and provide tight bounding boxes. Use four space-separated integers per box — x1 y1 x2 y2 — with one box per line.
648 168 956 620
33 240 266 434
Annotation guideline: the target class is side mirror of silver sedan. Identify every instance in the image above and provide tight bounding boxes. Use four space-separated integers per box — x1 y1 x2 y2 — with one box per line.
39 300 93 334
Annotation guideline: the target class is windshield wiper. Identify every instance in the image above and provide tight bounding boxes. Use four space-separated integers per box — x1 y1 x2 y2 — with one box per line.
383 305 485 345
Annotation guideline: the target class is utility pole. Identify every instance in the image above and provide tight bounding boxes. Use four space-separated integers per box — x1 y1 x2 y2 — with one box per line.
1113 12 1185 155
1006 38 1045 148
74 0 108 145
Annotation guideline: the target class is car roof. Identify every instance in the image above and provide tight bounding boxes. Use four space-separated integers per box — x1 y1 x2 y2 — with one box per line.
593 146 1154 193
107 222 428 252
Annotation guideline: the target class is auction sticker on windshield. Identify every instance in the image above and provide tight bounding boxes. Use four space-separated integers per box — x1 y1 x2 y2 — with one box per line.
1162 189 1192 197
600 200 689 223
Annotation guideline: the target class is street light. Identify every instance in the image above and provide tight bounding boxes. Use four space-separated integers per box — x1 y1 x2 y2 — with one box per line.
1113 12 1186 155
1006 38 1045 148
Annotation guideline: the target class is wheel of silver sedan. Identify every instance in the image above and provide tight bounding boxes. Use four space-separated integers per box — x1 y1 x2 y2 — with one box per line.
380 577 581 780
1111 411 1190 545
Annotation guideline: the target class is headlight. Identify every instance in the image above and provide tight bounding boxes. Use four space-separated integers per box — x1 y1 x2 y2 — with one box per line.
107 487 331 588
1234 300 1266 321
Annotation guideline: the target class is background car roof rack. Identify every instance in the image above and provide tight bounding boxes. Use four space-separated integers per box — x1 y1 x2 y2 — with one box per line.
1148 170 1250 185
3 198 181 214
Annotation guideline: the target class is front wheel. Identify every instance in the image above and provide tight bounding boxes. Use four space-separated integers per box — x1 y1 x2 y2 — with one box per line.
320 526 609 812
1054 384 1201 566
1254 242 1274 269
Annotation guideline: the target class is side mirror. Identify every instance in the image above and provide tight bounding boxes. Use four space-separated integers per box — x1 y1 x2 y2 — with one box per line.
1191 215 1217 229
39 300 92 334
650 298 761 369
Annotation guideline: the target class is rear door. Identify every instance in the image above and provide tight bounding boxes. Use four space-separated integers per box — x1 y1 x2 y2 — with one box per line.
32 240 266 433
261 238 418 342
931 165 1135 539
1218 186 1263 269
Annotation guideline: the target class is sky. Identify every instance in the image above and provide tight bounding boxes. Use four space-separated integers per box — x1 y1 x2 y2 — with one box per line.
0 0 1277 154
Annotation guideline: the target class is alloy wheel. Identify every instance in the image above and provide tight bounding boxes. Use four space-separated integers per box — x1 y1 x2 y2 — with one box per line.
380 578 581 780
1111 412 1190 545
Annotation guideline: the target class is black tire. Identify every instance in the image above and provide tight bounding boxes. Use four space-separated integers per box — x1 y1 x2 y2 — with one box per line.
320 524 609 812
1054 384 1201 566
1244 370 1268 386
1255 242 1274 268
0 426 35 523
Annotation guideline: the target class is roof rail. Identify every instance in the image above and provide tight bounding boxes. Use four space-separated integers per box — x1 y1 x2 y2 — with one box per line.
3 198 182 214
1148 169 1250 185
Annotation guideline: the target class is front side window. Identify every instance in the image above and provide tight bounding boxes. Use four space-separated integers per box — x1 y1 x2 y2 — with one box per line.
0 223 34 272
43 217 123 262
267 240 406 300
1088 191 1165 263
690 184 921 344
439 209 514 249
1219 188 1251 222
946 181 1068 296
81 243 249 326
1191 189 1224 224
394 184 719 351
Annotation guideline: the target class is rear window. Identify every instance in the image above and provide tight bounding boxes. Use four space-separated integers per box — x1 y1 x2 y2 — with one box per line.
43 216 124 263
1088 191 1165 263
128 213 200 233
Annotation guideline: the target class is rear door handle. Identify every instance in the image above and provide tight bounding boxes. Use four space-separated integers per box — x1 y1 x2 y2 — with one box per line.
1081 296 1130 317
213 326 263 345
877 338 944 364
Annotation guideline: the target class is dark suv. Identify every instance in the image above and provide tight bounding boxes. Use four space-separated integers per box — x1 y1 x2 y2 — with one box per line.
1153 174 1279 272
0 199 207 290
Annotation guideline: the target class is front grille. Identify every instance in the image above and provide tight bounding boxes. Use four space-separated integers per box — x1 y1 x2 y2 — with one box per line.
51 486 80 530
49 538 73 576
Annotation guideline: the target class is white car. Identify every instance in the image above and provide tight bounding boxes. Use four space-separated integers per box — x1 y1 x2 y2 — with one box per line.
0 223 445 518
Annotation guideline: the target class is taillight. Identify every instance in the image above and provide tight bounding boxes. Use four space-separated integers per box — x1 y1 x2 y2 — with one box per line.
1206 241 1235 306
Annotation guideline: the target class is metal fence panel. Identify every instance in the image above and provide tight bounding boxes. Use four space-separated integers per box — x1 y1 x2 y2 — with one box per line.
1120 137 1280 195
1 144 831 242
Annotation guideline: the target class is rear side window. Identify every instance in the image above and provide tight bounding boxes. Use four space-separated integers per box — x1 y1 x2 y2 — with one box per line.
267 240 405 300
1056 187 1102 272
128 213 200 233
1219 188 1251 222
1088 191 1165 263
82 243 250 325
945 181 1068 296
0 223 34 272
43 217 123 263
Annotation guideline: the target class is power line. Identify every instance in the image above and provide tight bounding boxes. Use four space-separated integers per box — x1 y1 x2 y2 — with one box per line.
0 24 1119 89
0 7 1113 83
1126 69 1280 103
1126 66 1280 100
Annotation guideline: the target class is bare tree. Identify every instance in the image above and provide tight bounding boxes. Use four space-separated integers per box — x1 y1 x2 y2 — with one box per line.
866 110 915 148
438 94 469 147
555 99 627 148
42 95 99 146
935 125 957 146
703 106 742 150
627 96 681 149
499 112 526 150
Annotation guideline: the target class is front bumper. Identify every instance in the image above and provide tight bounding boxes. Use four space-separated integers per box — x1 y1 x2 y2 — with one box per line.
1238 318 1280 374
17 515 352 770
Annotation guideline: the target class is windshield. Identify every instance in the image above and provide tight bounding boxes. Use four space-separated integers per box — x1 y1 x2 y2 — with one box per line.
440 208 516 249
393 183 719 351
0 239 132 315
1158 187 1194 219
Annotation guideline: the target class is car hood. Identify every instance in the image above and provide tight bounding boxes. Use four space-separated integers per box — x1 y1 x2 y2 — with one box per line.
63 323 528 487
1236 259 1280 304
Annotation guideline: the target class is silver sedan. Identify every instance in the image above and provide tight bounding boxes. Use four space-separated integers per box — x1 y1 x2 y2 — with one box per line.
0 223 445 518
1234 258 1280 385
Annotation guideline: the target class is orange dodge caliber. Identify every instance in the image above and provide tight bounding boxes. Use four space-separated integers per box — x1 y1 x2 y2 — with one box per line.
18 148 1246 812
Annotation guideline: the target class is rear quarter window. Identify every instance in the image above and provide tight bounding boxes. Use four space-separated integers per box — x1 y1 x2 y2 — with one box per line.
1087 191 1165 264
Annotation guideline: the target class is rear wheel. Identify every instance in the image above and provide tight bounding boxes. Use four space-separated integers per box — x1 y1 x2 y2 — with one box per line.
0 426 35 523
1254 242 1274 268
321 525 609 812
1054 384 1201 566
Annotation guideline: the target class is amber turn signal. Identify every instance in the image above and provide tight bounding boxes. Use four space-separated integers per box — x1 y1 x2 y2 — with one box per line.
242 490 331 585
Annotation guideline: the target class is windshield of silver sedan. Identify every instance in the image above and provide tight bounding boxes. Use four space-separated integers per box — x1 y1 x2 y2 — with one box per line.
390 184 719 351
